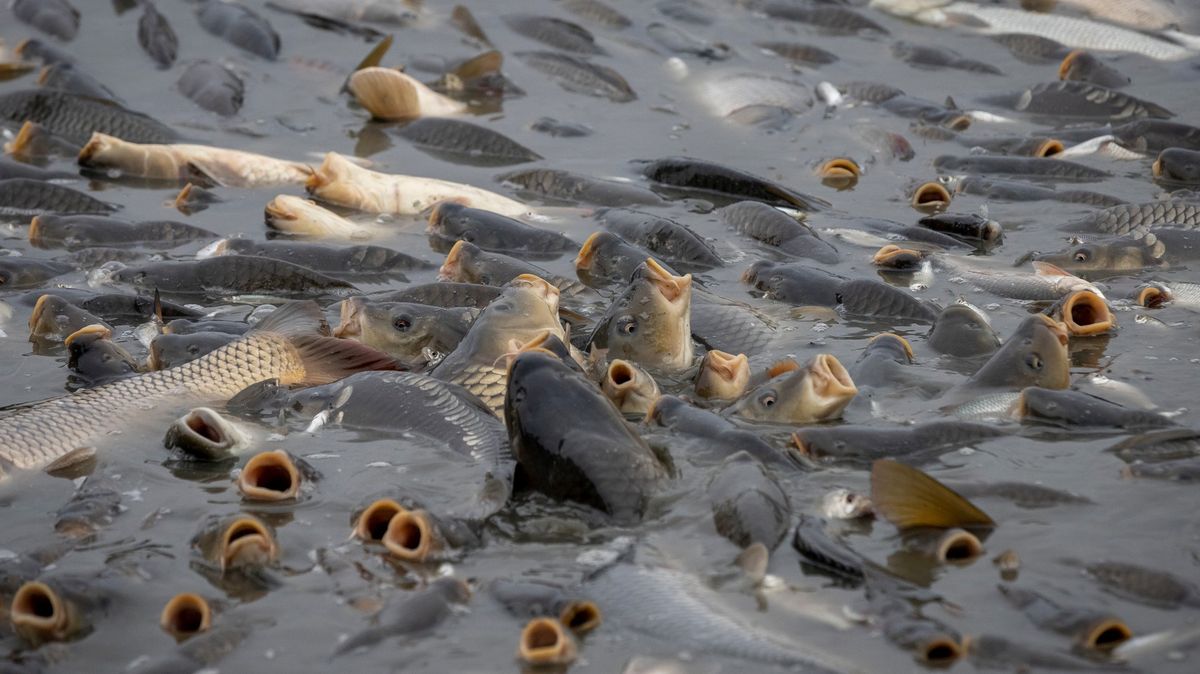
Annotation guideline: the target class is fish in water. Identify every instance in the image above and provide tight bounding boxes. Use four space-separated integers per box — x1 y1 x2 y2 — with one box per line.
891 41 1003 74
600 359 661 416
177 61 245 117
1063 201 1200 235
335 578 471 656
148 332 240 370
109 256 358 300
38 64 121 103
639 156 831 210
964 314 1071 391
0 179 116 217
29 214 215 251
588 259 693 372
428 201 576 256
196 0 281 60
1153 148 1200 185
515 51 635 102
396 118 541 167
205 238 429 282
743 260 939 323
13 0 79 42
794 421 1008 466
78 133 312 187
1058 50 1129 90
438 240 582 295
0 90 177 146
989 81 1173 120
347 67 467 120
264 195 381 241
498 168 663 207
755 41 839 66
335 297 475 366
719 201 839 264
932 155 1111 181
0 302 397 475
928 304 1002 358
694 350 751 401
726 355 858 424
504 14 605 55
707 451 790 550
64 325 139 388
138 2 178 69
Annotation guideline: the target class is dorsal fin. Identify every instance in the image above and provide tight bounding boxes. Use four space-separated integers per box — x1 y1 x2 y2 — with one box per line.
871 459 994 531
252 301 330 338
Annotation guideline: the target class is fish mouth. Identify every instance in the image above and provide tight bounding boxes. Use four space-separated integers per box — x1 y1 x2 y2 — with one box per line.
237 450 302 502
573 231 604 272
606 359 637 391
509 273 561 312
790 432 816 461
806 354 858 410
382 509 443 562
916 632 965 667
76 132 110 166
1079 617 1133 653
179 408 235 448
518 617 577 666
10 581 71 642
27 215 45 247
1058 50 1084 80
702 349 749 383
559 600 602 636
28 293 58 336
943 114 971 132
160 592 211 641
643 257 691 304
1034 138 1064 158
1152 155 1165 179
1032 313 1070 348
1135 283 1170 308
911 181 951 211
934 528 984 564
1060 290 1113 336
872 244 924 269
333 297 366 339
219 516 277 570
869 332 915 361
63 323 111 347
819 157 861 179
264 196 298 222
438 239 467 282
353 498 406 541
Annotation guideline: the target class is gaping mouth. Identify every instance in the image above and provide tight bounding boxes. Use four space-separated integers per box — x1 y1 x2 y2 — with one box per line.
873 244 924 269
1080 617 1133 653
643 257 691 304
703 350 748 382
10 581 66 637
935 528 984 563
869 332 914 361
27 215 44 247
264 196 297 221
574 231 604 272
160 593 212 640
911 181 951 210
221 517 276 570
808 354 858 402
63 323 111 347
438 239 468 281
1034 313 1071 348
1060 290 1113 336
382 509 440 562
238 450 301 502
559 600 602 636
917 633 965 666
819 157 862 180
1034 138 1064 158
333 297 365 339
606 360 636 390
519 617 576 666
509 273 561 311
353 498 406 541
1136 284 1170 308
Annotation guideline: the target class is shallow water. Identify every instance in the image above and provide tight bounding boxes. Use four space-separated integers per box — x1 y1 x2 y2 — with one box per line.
1 0 1199 672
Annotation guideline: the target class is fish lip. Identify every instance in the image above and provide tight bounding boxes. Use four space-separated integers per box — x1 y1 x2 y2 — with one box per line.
702 349 748 382
10 581 67 636
869 332 914 361
605 359 637 391
1151 155 1165 179
333 297 366 339
518 617 576 666
264 196 297 222
642 257 691 304
935 528 984 564
27 215 44 247
807 354 858 404
382 509 439 562
574 231 604 272
559 600 602 636
237 449 301 502
819 157 862 179
1136 283 1170 308
509 273 561 311
76 132 108 166
220 517 276 570
63 323 111 347
1035 138 1064 158
872 244 924 268
916 632 965 666
160 592 212 640
1061 290 1113 336
911 181 951 210
353 498 406 541
438 239 467 282
1034 313 1071 347
1080 617 1133 653
28 293 54 334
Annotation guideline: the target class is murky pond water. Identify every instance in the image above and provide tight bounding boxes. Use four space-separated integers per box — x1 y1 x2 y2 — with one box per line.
2 1 1200 672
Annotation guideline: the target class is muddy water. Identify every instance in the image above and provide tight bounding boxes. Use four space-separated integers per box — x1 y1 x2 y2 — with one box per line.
1 1 1199 672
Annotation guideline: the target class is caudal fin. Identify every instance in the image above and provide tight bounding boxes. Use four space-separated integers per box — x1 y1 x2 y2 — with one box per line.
871 459 994 530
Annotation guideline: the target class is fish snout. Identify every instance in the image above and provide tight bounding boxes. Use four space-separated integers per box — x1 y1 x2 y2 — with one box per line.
160 592 212 642
237 449 302 502
643 257 691 304
1060 290 1114 336
333 297 367 339
438 239 469 282
808 354 858 404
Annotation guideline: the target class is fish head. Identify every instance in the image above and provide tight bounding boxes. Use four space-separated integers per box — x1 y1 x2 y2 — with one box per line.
589 259 693 371
438 239 486 283
601 359 661 415
507 273 561 315
264 194 314 226
864 332 915 364
462 284 564 364
10 580 81 644
238 449 302 502
643 394 689 429
216 515 277 571
1032 238 1153 275
731 354 856 423
982 314 1070 390
345 301 471 362
504 348 572 437
911 180 952 211
1055 290 1114 336
873 244 926 270
694 349 750 399
160 593 212 641
28 294 84 340
352 498 406 542
1154 148 1200 184
820 488 875 520
164 407 249 461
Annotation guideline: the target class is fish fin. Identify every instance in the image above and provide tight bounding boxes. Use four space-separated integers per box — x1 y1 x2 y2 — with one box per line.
253 301 331 338
451 50 502 81
451 5 492 47
870 459 995 531
1031 261 1071 277
44 447 97 477
767 358 800 379
290 335 402 385
4 121 38 159
340 34 394 93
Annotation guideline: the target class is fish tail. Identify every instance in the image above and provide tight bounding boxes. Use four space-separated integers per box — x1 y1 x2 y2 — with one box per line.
870 459 995 530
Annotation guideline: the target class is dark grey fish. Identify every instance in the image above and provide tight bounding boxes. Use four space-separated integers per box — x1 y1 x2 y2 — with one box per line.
0 179 115 217
177 61 244 117
918 213 1002 244
1107 428 1200 464
0 89 177 145
719 201 838 263
954 135 1065 157
596 207 722 270
504 14 604 54
934 155 1111 181
647 22 731 60
397 118 541 167
66 329 139 388
334 298 474 366
638 156 831 211
991 33 1070 62
369 281 502 308
1154 148 1200 185
335 578 471 655
839 81 905 104
197 0 281 60
792 515 867 583
646 395 792 468
879 95 971 128
561 0 631 28
516 51 635 102
1125 458 1200 482
998 81 1173 120
439 240 581 294
950 482 1091 508
707 452 790 550
13 0 79 41
892 42 1002 75
762 2 887 35
175 182 223 214
530 117 591 138
755 41 838 66
952 176 1126 208
38 64 121 103
19 288 199 321
54 484 121 538
1016 387 1175 431
14 38 75 66
1059 50 1129 89
110 255 358 299
744 260 937 322
968 634 1109 671
964 315 1070 390
0 158 77 181
164 318 250 336
1112 119 1200 154
657 0 712 25
1030 230 1175 277
794 422 1008 466
1064 201 1200 234
1084 562 1200 609
928 305 1002 358
505 349 668 523
29 214 213 250
574 231 674 289
29 294 109 342
998 585 1131 653
427 201 577 256
149 332 240 370
65 246 145 269
212 238 430 281
0 258 71 289
498 168 662 207
138 2 178 68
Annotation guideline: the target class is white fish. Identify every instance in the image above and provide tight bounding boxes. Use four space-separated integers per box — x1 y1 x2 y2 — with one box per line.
1055 0 1191 33
869 1 1198 61
262 196 382 241
347 67 466 120
1056 134 1144 160
77 133 313 187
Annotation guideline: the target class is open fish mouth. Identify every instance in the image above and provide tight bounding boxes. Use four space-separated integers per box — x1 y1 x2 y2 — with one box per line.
1080 617 1133 653
264 195 298 221
438 240 468 281
606 360 638 391
238 449 302 501
807 354 857 409
1033 313 1071 348
704 350 748 381
160 592 212 641
643 257 691 303
1060 290 1114 336
333 297 366 339
509 273 561 312
1033 138 1064 157
1136 283 1171 308
220 516 277 570
573 231 603 272
10 581 70 640
819 157 861 179
911 180 951 210
873 244 925 269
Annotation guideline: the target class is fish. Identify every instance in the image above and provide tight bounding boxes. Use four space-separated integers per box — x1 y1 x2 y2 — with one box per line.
517 618 577 667
396 118 541 167
439 240 583 295
794 422 1008 466
792 515 869 583
530 117 591 138
0 178 116 217
370 281 502 308
719 201 839 263
109 256 358 300
237 449 311 502
991 32 1071 62
954 135 1066 157
0 302 398 473
28 294 109 342
306 152 529 217
78 133 312 187
21 288 201 322
939 258 1102 300
601 359 661 416
707 451 790 550
192 514 278 571
263 195 379 241
174 181 223 214
574 231 674 288
334 578 471 655
1111 120 1200 154
29 214 215 250
138 2 178 69
160 593 211 642
64 325 139 388
990 81 1173 120
269 0 416 25
891 41 1002 74
1084 561 1200 609
1063 201 1200 234
561 0 630 28
163 407 253 461
596 208 722 271
1124 458 1200 482
1042 289 1113 337
347 67 468 120
726 355 857 424
646 395 793 468
694 350 750 401
755 41 838 66
515 51 635 102
206 238 429 282
1059 50 1129 90
639 157 831 210
587 258 693 372
949 481 1092 509
870 459 995 530
0 257 73 288
38 63 121 103
505 349 668 522
695 72 813 122
950 176 1126 208
764 2 888 34
431 277 564 414
918 212 1002 244
177 61 245 117
504 14 605 54
744 260 939 323
4 120 79 160
932 155 1111 181
1108 428 1200 464
13 0 79 41
54 481 121 538
648 22 731 60
0 157 77 181
13 37 75 66
869 1 1197 61
965 314 1070 390
149 332 240 370
335 297 475 366
196 0 281 60
1153 148 1200 185
427 201 576 256
497 168 663 207
9 576 104 646
821 489 875 521
1016 387 1174 431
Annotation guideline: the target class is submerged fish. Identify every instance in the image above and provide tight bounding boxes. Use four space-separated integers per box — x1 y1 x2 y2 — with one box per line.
177 61 244 117
498 168 663 207
744 260 938 323
335 578 471 655
516 51 635 102
639 157 831 211
13 0 79 42
707 451 790 550
29 214 214 250
720 201 839 263
197 0 280 60
0 90 177 146
991 81 1173 120
109 256 358 300
138 2 178 69
934 155 1111 181
794 421 1007 465
1063 201 1200 235
0 179 116 217
427 201 576 255
596 208 722 271
396 118 541 167
504 14 604 54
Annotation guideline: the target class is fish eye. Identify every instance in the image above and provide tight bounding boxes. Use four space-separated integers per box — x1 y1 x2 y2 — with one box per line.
1025 353 1043 371
392 316 410 332
1073 248 1090 262
759 391 777 408
617 316 637 335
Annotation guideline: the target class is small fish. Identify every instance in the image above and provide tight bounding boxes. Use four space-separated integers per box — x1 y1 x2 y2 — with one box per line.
177 61 245 117
933 155 1111 181
588 258 693 372
439 240 582 295
561 0 631 29
0 178 116 217
1016 387 1174 431
648 22 731 60
601 359 661 416
498 168 663 207
1153 147 1200 185
1084 561 1200 609
996 81 1173 120
396 117 540 167
516 51 635 102
870 459 995 530
64 325 139 388
726 355 857 424
307 152 529 216
530 117 591 138
765 2 888 34
347 67 467 120
821 489 874 520
110 256 358 300
794 422 1008 466
504 14 605 54
335 578 471 655
744 260 938 323
427 201 576 256
707 451 790 550
892 41 1002 74
991 32 1070 62
211 238 426 281
79 133 312 187
755 41 838 66
138 2 178 69
196 0 281 60
29 214 215 250
950 481 1092 508
0 257 73 288
639 157 831 210
919 212 1002 244
1107 428 1200 464
1112 119 1200 154
965 314 1070 390
13 0 79 42
646 395 792 468
792 515 868 582
719 202 839 263
940 258 1102 300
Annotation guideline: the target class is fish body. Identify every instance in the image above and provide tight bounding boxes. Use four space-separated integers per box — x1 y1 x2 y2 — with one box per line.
720 201 839 263
1085 562 1200 608
439 240 581 294
794 421 1007 465
264 195 378 241
148 332 239 370
0 178 115 217
335 298 474 365
951 176 1125 208
335 578 470 655
65 328 139 388
197 0 281 60
516 51 635 102
745 260 937 322
397 118 541 166
498 168 662 207
1064 201 1200 234
504 14 604 54
934 155 1110 180
428 201 576 255
39 64 120 103
1059 50 1129 89
596 208 722 270
110 256 357 300
371 282 502 309
138 2 178 69
1113 120 1200 154
939 258 1102 300
29 294 109 342
764 2 888 35
0 157 77 181
640 157 830 210
707 451 790 549
1153 148 1200 185
0 258 73 288
209 238 428 281
29 214 214 250
0 89 177 145
891 41 1001 74
696 72 812 120
177 61 244 117
1000 81 1172 120
79 134 311 187
13 0 79 41
755 41 839 66
647 395 791 468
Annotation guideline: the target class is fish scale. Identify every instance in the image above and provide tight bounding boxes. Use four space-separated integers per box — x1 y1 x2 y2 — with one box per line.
0 89 177 145
1067 202 1200 234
